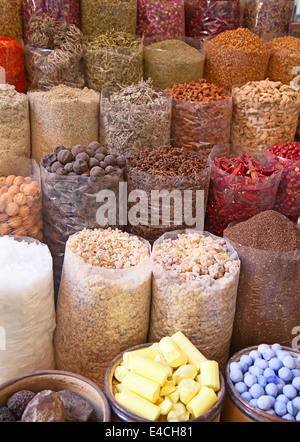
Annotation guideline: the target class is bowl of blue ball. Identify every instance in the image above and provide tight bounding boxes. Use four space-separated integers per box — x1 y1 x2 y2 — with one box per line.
222 344 300 422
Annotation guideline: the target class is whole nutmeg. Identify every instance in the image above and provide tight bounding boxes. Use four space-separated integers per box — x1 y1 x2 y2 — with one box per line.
89 157 100 169
55 167 67 176
86 148 95 157
73 159 88 175
104 155 116 167
99 161 107 170
89 141 101 151
71 144 86 157
105 166 115 175
64 162 74 174
90 166 105 177
57 149 73 165
51 162 63 173
116 156 126 168
76 152 90 163
54 145 65 156
95 153 105 163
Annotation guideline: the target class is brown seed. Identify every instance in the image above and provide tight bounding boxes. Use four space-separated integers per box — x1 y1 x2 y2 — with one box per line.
0 223 12 235
6 202 19 216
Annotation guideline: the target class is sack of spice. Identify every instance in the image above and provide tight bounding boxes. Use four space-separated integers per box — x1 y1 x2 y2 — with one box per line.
0 236 56 385
83 32 143 92
149 230 240 372
126 145 211 244
0 84 31 158
137 0 185 45
230 79 300 155
266 36 300 85
143 39 205 90
81 0 137 36
54 228 152 389
0 0 23 41
184 0 244 41
28 85 100 164
204 28 270 90
165 79 232 153
224 210 300 354
0 155 43 241
243 0 295 42
24 17 85 91
41 142 126 299
100 79 172 157
0 37 27 94
266 142 300 223
204 144 283 237
22 0 80 42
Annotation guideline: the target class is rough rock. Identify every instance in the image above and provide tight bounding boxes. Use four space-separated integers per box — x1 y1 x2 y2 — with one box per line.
21 390 66 422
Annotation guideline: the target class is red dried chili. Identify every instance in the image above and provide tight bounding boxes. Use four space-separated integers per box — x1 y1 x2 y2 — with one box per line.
205 151 283 236
267 142 300 223
0 37 27 93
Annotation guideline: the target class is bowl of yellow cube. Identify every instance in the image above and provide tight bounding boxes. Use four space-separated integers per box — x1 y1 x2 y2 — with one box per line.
104 331 225 422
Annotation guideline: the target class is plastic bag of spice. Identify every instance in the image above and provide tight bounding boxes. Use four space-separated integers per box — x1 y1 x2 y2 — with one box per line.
266 36 300 85
0 0 23 41
0 155 43 242
266 142 300 223
22 0 80 42
81 0 137 36
149 229 240 372
143 39 205 90
184 0 244 41
224 211 300 355
83 32 143 92
204 144 283 237
126 146 211 244
41 142 126 299
0 37 27 94
0 236 56 384
137 0 185 45
165 79 232 152
100 80 172 157
54 228 152 389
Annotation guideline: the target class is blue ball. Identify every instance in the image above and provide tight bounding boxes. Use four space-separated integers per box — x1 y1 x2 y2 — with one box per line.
277 379 285 394
274 400 287 417
266 375 279 385
278 367 293 382
263 349 276 361
249 350 261 361
282 384 297 400
258 344 271 355
276 394 289 404
241 391 252 402
264 367 276 378
268 357 283 372
235 382 248 395
276 350 291 362
230 362 241 371
292 376 300 391
249 366 263 377
283 356 296 370
265 383 278 397
292 396 300 412
292 369 300 379
238 361 249 374
282 413 295 421
271 343 282 352
287 401 298 417
257 395 273 411
250 398 258 408
254 358 269 369
257 375 267 388
230 368 243 383
244 373 257 388
249 383 265 399
240 354 253 367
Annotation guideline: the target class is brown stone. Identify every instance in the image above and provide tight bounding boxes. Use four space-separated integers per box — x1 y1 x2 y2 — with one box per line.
57 390 95 422
21 390 66 422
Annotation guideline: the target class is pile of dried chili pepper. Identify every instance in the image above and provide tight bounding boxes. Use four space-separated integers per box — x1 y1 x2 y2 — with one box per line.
205 153 283 236
267 142 300 223
0 37 27 93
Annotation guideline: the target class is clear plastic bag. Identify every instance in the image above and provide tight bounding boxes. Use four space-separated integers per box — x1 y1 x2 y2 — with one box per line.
0 37 27 94
0 0 23 41
0 155 43 242
0 236 56 384
266 41 300 85
149 229 241 372
54 231 152 389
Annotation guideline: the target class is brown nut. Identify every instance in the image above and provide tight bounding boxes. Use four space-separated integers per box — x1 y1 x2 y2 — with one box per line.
8 216 22 229
14 193 27 206
18 205 30 218
57 149 73 165
13 176 25 186
13 227 27 237
0 223 12 235
6 202 19 217
8 185 20 195
23 184 38 197
0 186 8 196
0 212 9 222
73 159 88 175
6 175 16 187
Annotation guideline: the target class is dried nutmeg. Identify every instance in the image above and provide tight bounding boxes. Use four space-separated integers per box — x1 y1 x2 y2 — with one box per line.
89 158 100 169
71 144 86 157
64 162 74 174
104 155 116 166
95 153 105 163
116 156 126 168
51 162 63 173
54 145 65 156
73 159 88 175
58 149 73 165
105 166 115 175
89 141 101 151
56 167 68 176
90 166 105 177
76 152 90 164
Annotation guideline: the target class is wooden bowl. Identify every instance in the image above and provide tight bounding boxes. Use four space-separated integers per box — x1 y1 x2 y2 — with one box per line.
222 345 300 422
104 343 225 423
0 370 111 422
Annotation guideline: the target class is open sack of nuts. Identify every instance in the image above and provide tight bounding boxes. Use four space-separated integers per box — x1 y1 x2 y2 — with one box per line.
54 228 152 389
41 142 126 299
149 230 241 372
0 155 43 241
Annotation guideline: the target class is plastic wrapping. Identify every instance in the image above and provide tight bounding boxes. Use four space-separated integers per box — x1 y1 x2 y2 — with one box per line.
266 39 300 85
0 156 43 241
137 0 185 45
224 224 300 355
184 0 244 41
143 39 205 90
0 37 27 94
243 0 296 41
100 85 172 157
149 230 241 372
204 144 283 237
0 236 56 384
0 0 23 41
22 0 80 41
81 0 137 36
83 34 143 92
54 231 152 389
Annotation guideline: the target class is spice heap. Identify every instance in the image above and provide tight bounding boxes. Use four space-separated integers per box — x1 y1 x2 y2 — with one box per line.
267 142 300 223
230 79 300 153
137 0 185 45
143 39 205 90
224 210 300 353
266 36 300 85
205 151 282 236
166 79 232 151
185 0 243 40
204 28 270 90
81 0 137 36
0 0 23 41
149 231 240 370
127 145 210 243
24 16 84 90
83 32 143 92
243 0 295 41
0 37 27 94
100 79 172 157
113 332 221 422
0 85 31 158
54 228 152 389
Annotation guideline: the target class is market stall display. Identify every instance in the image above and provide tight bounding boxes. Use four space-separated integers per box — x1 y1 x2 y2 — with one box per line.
0 37 27 94
0 0 23 41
